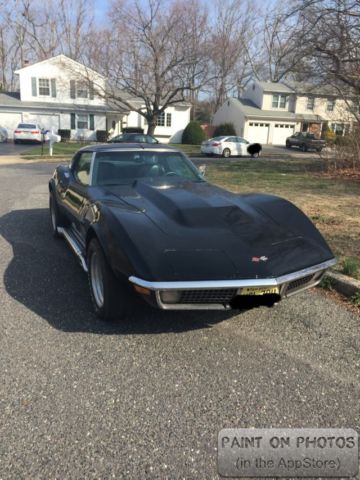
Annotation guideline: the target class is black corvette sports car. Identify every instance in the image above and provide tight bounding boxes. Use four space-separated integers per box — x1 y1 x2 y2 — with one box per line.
49 143 336 320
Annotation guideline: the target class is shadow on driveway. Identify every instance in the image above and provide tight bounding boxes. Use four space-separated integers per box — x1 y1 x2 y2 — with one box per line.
0 208 236 334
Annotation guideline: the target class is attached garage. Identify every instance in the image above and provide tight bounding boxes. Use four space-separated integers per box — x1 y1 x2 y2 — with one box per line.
272 123 295 145
23 113 60 131
247 122 270 144
0 112 22 138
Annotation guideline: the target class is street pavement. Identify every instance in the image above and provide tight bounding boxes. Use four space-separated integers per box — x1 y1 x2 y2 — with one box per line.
0 162 359 479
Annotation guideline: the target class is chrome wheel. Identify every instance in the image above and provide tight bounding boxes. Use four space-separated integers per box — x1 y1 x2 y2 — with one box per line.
90 252 104 308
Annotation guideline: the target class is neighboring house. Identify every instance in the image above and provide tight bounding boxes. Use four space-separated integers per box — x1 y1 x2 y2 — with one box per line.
212 80 358 145
0 54 190 143
120 99 191 143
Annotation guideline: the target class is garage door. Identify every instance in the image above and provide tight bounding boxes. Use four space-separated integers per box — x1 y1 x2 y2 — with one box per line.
272 124 295 145
247 122 270 144
0 112 22 138
24 113 60 132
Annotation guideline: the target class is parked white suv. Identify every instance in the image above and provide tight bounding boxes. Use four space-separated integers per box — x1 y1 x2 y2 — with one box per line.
13 123 44 144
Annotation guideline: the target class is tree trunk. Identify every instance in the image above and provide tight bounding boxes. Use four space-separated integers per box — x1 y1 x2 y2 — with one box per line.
147 120 157 135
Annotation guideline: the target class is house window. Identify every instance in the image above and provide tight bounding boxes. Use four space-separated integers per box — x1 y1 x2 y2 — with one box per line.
331 123 345 135
349 101 360 114
71 113 94 130
327 99 335 111
166 113 172 127
38 78 50 96
77 114 89 129
307 97 315 110
156 112 165 126
272 94 287 108
77 81 88 98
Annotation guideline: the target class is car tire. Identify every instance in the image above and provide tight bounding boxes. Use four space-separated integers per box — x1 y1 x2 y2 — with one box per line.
87 238 130 321
317 147 323 152
14 140 19 144
301 144 307 152
49 192 68 237
286 142 291 149
222 148 231 158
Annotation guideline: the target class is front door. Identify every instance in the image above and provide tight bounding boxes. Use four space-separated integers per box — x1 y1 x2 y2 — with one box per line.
63 151 93 245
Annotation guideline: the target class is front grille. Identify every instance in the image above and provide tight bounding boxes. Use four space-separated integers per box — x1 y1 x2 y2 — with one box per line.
286 274 314 292
179 289 237 304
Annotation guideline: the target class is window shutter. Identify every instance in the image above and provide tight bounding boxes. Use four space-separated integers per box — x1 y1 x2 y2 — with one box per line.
89 81 94 100
31 77 37 96
89 114 95 130
70 113 76 129
70 80 76 99
51 79 56 98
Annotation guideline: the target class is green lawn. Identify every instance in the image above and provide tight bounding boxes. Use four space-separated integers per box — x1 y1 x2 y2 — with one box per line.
206 158 360 279
21 142 201 158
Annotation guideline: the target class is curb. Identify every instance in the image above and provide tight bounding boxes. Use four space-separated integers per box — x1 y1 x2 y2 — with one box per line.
324 270 360 298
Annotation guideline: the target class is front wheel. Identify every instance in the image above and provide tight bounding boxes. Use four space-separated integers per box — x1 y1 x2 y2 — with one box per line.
49 192 68 237
301 144 307 152
87 238 131 321
286 142 291 149
222 148 231 158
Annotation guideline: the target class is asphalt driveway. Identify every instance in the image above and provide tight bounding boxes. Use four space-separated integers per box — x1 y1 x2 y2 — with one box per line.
0 162 359 479
0 141 39 156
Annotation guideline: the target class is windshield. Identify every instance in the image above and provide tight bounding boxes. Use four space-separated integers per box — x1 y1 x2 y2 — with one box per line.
93 150 203 185
18 123 37 129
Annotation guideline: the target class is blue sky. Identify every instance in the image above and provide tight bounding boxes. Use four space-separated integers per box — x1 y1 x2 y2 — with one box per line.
93 0 108 24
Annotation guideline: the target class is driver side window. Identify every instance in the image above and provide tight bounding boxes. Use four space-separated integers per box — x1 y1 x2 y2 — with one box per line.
73 152 92 186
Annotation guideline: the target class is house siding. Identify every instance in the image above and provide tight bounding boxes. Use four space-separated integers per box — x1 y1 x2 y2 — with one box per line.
243 83 263 108
212 98 246 136
17 57 106 106
1 55 191 143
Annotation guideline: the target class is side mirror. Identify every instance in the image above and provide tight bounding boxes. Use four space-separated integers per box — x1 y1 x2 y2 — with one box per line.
58 165 71 188
198 164 206 177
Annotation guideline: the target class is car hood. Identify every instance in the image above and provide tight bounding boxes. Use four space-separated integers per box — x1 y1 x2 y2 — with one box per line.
100 179 334 281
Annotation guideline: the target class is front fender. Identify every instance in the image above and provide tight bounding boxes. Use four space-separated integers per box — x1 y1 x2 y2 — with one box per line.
85 204 153 281
244 193 333 255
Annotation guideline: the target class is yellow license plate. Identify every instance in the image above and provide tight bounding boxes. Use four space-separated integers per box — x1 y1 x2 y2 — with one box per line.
239 287 280 296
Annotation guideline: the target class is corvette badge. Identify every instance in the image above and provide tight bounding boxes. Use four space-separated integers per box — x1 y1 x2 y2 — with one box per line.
252 256 268 262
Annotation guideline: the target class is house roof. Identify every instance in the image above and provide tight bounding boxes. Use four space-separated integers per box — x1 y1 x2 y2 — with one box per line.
107 88 191 111
284 80 355 97
14 54 104 79
257 81 294 94
0 92 127 114
233 98 296 120
226 98 324 123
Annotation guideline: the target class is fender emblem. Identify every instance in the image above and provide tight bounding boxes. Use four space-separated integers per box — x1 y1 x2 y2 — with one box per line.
252 256 268 262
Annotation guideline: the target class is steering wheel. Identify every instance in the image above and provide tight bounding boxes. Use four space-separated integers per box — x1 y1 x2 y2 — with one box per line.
165 171 178 177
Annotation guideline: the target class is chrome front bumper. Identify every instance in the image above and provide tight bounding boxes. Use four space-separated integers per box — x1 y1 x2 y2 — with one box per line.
129 258 336 310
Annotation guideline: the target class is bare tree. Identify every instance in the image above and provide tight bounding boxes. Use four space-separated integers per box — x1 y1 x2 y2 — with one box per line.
83 0 210 135
7 0 94 63
249 0 312 83
206 0 256 111
296 0 360 87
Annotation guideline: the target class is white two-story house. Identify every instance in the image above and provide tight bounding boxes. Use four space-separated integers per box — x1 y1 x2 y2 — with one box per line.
212 80 358 145
0 54 191 143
